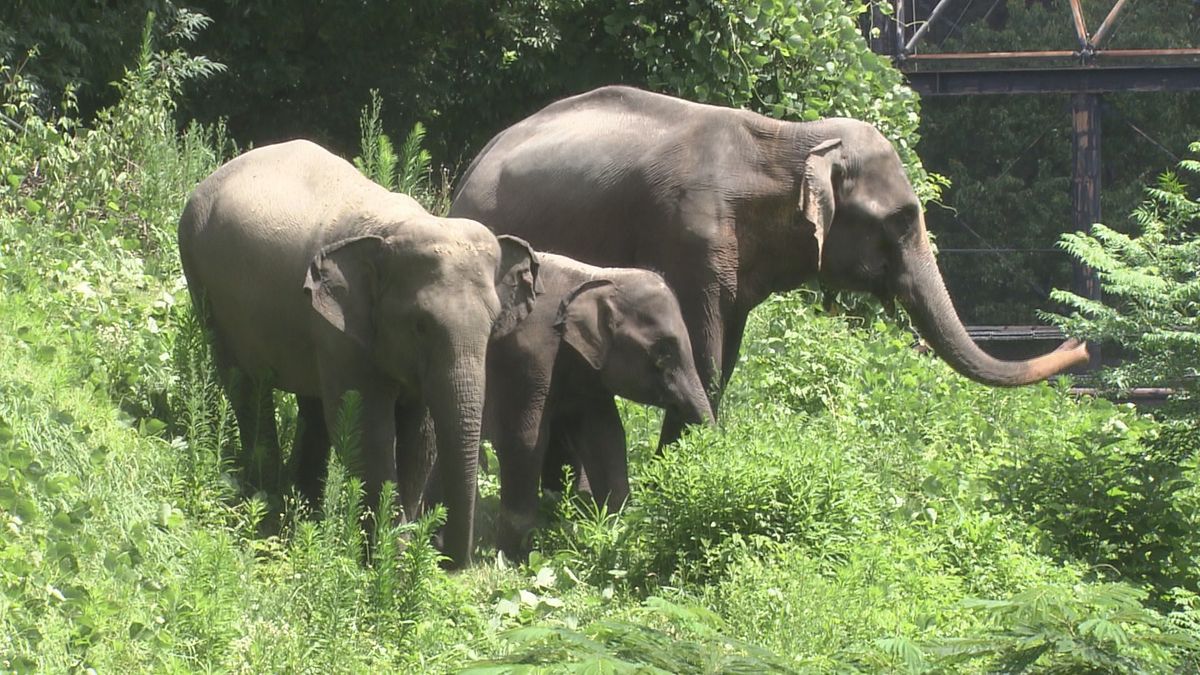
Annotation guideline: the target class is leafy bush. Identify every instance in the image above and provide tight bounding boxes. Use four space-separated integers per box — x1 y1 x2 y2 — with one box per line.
632 419 878 585
1051 148 1200 412
465 596 800 674
708 534 977 670
931 583 1198 673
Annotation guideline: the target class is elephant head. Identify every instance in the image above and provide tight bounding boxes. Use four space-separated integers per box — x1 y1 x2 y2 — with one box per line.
798 119 1089 386
555 274 715 426
304 222 539 565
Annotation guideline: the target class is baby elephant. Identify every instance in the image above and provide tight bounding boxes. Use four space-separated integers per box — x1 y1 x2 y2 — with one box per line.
485 253 714 558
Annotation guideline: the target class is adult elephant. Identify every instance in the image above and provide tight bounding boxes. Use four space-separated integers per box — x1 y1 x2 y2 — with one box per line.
179 140 539 567
451 86 1089 444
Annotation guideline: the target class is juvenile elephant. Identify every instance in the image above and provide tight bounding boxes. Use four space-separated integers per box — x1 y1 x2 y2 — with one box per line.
451 86 1090 446
178 140 538 567
483 253 715 558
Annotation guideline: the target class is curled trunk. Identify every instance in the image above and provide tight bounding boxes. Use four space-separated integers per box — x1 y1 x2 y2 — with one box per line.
896 244 1089 387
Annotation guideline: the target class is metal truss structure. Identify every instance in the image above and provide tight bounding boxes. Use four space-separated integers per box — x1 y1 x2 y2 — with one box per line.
865 0 1199 372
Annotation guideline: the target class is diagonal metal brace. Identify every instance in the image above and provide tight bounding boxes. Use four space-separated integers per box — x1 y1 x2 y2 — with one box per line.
1068 0 1091 50
903 0 955 54
1089 0 1131 50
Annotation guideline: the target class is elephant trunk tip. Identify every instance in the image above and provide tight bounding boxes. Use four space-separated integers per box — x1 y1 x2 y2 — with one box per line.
986 337 1091 387
1053 338 1091 368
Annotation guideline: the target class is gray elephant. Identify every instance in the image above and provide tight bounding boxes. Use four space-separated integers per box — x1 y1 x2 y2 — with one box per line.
482 253 714 558
451 86 1089 445
178 140 538 567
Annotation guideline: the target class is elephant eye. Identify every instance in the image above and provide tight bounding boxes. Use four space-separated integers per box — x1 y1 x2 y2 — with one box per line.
652 341 675 369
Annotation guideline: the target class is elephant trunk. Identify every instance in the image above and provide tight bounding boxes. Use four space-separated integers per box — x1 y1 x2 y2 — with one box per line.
679 367 716 426
426 341 487 568
895 230 1089 387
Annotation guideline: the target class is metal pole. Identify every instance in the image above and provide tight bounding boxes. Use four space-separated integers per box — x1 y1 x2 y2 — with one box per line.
1070 92 1103 367
895 0 906 59
869 0 891 54
904 0 956 54
1068 0 1091 50
1090 0 1132 49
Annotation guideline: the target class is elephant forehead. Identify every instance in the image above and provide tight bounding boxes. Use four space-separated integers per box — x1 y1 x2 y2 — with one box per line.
428 240 498 273
428 240 495 257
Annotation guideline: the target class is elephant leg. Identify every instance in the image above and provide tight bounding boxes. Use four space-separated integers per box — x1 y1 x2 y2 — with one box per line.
394 402 437 521
719 308 750 395
318 376 401 528
289 395 330 511
658 275 727 449
213 341 282 495
493 414 550 561
566 397 629 514
540 431 586 496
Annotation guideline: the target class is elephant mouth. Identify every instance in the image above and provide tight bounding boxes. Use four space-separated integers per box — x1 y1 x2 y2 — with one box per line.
873 288 898 317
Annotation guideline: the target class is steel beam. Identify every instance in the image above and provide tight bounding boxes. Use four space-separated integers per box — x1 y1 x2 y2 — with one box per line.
1089 0 1130 49
904 65 1200 95
1071 92 1103 368
1068 0 1090 49
904 0 955 53
902 48 1200 65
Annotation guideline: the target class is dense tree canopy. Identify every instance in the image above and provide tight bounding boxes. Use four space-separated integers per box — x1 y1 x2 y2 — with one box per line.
2 1 931 189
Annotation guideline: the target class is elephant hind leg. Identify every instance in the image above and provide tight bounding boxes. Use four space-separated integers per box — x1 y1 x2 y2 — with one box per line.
494 423 548 562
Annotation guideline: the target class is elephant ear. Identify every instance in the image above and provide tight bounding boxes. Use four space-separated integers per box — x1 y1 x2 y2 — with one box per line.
303 235 384 350
492 234 542 338
800 138 843 270
554 279 617 370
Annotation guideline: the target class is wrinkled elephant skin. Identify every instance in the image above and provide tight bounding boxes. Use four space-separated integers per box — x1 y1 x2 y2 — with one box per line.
452 86 1089 445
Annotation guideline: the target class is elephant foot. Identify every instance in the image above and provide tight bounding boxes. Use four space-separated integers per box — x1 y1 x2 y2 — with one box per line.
497 509 538 562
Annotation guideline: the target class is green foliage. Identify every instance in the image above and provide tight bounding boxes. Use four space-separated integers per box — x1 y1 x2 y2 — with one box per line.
931 583 1198 673
466 596 801 673
633 419 878 585
985 398 1200 595
75 0 935 199
708 534 974 670
0 2 221 119
352 90 444 213
1050 150 1200 410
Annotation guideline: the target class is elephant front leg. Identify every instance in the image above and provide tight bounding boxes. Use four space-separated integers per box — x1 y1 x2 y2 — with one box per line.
289 395 331 511
216 368 284 496
495 427 545 561
394 402 437 521
658 277 728 449
566 397 629 514
319 381 402 528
